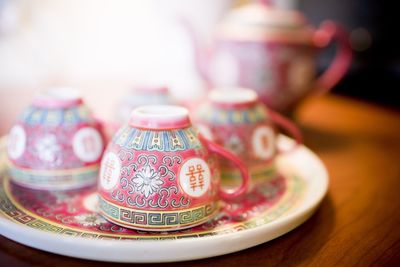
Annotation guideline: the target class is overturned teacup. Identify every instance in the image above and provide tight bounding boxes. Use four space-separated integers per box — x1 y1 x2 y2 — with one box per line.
98 105 250 231
7 87 106 190
194 88 301 187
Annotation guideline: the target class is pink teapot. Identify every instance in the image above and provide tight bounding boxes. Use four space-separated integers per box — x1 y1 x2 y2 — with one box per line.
184 1 352 112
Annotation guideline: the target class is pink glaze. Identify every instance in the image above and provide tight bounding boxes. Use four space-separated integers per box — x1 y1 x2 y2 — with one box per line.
7 88 106 190
195 88 301 187
99 106 250 231
6 170 288 237
129 105 192 130
183 2 352 112
269 110 302 152
32 88 83 109
199 134 249 200
313 21 353 96
209 88 258 109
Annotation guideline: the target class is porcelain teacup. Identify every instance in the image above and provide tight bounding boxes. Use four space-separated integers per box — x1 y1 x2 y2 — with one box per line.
7 87 106 190
194 88 301 188
98 105 250 231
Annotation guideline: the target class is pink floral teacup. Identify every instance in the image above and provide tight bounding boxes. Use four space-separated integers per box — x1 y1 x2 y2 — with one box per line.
7 88 106 190
194 88 301 188
98 105 250 231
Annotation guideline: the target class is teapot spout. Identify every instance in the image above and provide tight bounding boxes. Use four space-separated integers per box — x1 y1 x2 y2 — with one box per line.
179 18 211 87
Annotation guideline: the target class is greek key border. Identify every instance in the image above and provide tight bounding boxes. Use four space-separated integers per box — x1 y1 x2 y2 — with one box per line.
6 158 99 175
99 196 218 230
6 162 99 190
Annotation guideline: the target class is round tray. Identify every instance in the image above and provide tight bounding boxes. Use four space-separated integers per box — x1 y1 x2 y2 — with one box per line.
0 136 328 263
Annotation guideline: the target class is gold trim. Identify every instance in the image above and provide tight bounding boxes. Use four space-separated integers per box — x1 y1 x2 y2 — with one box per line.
221 163 277 187
0 175 221 237
99 196 219 230
222 162 277 175
0 136 306 239
0 173 303 238
99 209 218 231
6 159 99 176
99 195 216 215
1 177 110 236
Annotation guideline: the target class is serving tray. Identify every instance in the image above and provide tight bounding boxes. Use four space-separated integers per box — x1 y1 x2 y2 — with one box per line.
0 136 328 263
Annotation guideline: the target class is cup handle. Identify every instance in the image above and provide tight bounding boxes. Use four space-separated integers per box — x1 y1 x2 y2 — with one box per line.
313 20 353 96
269 110 303 153
199 134 250 201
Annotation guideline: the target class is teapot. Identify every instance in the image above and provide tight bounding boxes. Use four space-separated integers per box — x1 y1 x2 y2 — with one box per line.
183 1 352 112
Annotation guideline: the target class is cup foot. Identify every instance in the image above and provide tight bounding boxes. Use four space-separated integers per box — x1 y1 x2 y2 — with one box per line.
98 196 220 232
7 162 99 191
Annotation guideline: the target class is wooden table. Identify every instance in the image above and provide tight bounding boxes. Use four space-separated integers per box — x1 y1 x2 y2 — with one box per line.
1 95 399 266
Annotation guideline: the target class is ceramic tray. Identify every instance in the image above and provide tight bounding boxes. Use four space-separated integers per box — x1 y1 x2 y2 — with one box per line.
0 136 328 263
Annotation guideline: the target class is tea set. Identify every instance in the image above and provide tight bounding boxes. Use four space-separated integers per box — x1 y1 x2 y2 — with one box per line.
99 105 250 230
3 1 348 233
5 83 302 231
194 88 302 188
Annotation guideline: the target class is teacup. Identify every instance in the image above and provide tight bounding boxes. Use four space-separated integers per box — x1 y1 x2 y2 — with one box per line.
194 88 301 187
116 86 176 123
7 88 106 190
98 105 249 231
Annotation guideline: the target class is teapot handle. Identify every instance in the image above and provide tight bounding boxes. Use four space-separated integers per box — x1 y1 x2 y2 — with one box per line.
199 134 250 201
269 110 302 153
313 20 353 96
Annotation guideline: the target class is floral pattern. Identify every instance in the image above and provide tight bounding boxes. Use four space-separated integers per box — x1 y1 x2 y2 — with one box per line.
74 213 107 227
132 164 164 198
35 134 61 164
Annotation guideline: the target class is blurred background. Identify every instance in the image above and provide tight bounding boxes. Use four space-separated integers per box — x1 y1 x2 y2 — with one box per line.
300 0 399 109
0 0 398 134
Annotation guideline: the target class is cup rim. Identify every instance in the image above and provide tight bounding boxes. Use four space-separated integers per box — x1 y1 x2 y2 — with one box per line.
32 87 83 108
209 88 259 108
129 105 191 130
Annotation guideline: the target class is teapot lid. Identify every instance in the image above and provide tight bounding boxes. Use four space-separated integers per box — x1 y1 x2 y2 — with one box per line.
217 3 314 43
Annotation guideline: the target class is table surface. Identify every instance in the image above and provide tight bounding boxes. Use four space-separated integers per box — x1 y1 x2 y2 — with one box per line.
1 95 400 267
